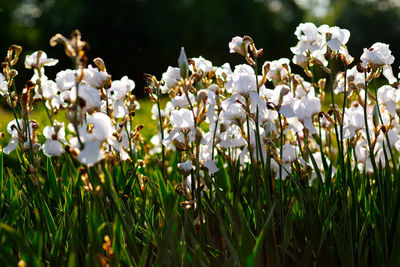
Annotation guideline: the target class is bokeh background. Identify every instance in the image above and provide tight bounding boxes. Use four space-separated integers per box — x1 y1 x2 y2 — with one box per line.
1 0 400 97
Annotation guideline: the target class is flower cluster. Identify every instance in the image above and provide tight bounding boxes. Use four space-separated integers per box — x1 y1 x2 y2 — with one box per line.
1 31 143 175
147 21 400 198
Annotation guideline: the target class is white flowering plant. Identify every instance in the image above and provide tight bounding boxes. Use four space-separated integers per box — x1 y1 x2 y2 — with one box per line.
1 24 400 266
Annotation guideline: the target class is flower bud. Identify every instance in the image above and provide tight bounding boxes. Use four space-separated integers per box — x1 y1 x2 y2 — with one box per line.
372 102 380 128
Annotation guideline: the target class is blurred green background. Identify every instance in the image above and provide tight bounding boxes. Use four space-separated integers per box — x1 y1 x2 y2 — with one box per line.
1 0 400 98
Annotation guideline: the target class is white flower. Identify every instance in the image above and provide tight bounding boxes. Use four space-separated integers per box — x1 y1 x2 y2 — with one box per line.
361 42 394 67
107 76 135 118
4 119 23 154
178 160 194 172
231 64 256 94
107 136 130 161
42 140 64 157
41 80 59 99
83 65 108 88
0 73 8 96
264 58 290 83
77 140 104 166
171 93 195 108
79 112 113 142
318 25 350 51
342 105 365 139
56 69 76 91
219 125 247 148
294 22 321 43
291 22 327 67
3 119 35 155
203 160 219 174
293 96 321 134
377 85 399 115
361 43 396 83
190 56 215 73
25 51 58 69
3 137 19 155
229 36 250 56
70 83 102 111
108 76 135 100
76 112 113 166
221 101 246 125
161 66 181 93
334 66 365 94
282 144 297 163
170 109 195 129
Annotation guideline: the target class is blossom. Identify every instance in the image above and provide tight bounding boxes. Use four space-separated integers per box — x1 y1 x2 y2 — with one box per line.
42 121 66 157
190 56 215 73
229 36 250 56
161 66 181 93
282 144 297 163
83 65 109 88
3 119 36 155
361 42 394 67
231 64 256 94
263 58 291 83
76 112 113 166
25 51 58 69
108 76 135 118
377 85 399 115
70 83 102 111
0 73 9 96
361 42 396 83
162 108 195 146
318 25 350 51
291 22 327 67
334 66 365 94
56 69 76 91
3 119 22 154
178 160 194 172
170 108 195 129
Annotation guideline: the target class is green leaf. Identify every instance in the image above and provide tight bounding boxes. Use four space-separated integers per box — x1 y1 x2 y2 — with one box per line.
42 201 57 236
47 157 59 199
0 150 3 194
389 215 400 267
246 202 276 266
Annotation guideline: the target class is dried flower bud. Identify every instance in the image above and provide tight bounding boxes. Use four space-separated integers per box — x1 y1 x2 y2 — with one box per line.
318 78 326 91
196 89 208 102
94 57 106 71
9 69 18 78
